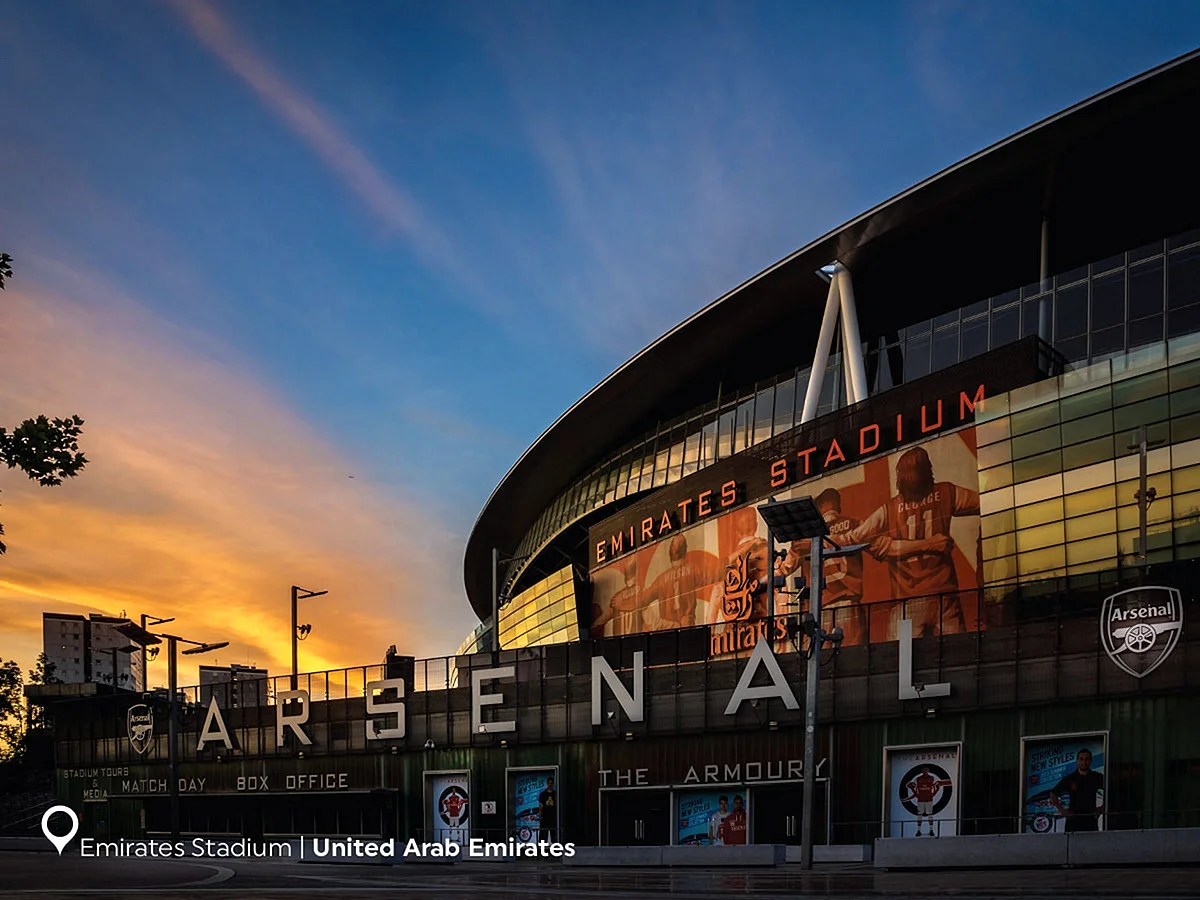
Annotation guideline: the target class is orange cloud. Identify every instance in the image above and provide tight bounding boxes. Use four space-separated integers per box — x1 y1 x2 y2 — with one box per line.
0 272 475 689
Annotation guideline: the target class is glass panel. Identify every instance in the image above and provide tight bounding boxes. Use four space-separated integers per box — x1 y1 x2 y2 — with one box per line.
905 333 930 381
1057 335 1087 363
1090 324 1124 357
1090 271 1125 330
1016 521 1064 552
1064 484 1116 518
1168 302 1200 338
753 385 774 445
1167 245 1200 310
1061 410 1114 445
961 316 989 361
1011 425 1061 461
1022 297 1045 338
1012 449 1062 483
1113 396 1170 433
1065 509 1117 541
1057 264 1089 286
1066 534 1118 566
1113 369 1168 406
977 440 1011 469
1017 545 1066 576
733 398 754 454
932 326 959 371
1062 435 1115 472
934 310 959 328
1128 315 1164 348
700 418 718 465
1013 473 1063 506
1129 239 1163 263
1092 253 1124 274
1010 402 1060 437
1014 497 1064 529
979 463 1013 493
1054 283 1089 340
1128 258 1164 318
773 376 796 435
981 509 1015 538
963 299 989 318
991 303 1020 348
716 409 735 460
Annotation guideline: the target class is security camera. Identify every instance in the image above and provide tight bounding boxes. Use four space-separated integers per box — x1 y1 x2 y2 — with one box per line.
829 627 844 645
607 710 615 720
423 739 435 750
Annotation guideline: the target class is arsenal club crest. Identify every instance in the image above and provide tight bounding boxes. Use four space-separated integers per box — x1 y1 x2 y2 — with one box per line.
1101 586 1184 679
127 704 154 755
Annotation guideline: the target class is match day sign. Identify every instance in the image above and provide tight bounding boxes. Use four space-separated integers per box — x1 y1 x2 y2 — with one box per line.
1101 586 1184 679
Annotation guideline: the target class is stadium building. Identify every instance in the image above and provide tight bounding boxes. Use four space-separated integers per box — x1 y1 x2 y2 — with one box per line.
33 52 1200 853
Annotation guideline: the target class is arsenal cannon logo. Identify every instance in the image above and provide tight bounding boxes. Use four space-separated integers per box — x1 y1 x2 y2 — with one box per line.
127 704 155 755
1101 586 1184 679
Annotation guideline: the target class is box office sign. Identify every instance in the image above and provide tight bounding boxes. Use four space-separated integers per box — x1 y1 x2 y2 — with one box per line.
1101 586 1184 678
1021 733 1107 834
883 743 961 839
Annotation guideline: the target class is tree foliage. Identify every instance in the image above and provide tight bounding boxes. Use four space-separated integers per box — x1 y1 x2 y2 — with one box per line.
0 658 23 760
0 254 89 554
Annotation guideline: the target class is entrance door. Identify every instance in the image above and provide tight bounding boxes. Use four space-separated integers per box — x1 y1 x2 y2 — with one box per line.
752 782 827 845
602 790 671 846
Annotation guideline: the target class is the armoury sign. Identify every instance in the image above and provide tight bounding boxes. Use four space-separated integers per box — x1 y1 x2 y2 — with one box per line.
1101 586 1185 678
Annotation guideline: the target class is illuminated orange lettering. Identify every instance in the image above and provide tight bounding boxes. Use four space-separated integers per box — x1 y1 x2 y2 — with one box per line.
596 541 607 564
641 517 654 541
824 439 846 468
629 525 635 548
770 458 788 487
659 510 673 534
960 384 986 419
896 413 903 442
611 532 624 556
677 497 694 525
797 447 817 476
921 399 943 433
697 490 713 517
859 423 880 455
720 480 737 507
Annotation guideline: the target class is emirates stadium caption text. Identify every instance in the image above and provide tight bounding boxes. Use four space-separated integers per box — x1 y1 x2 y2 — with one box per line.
78 837 577 860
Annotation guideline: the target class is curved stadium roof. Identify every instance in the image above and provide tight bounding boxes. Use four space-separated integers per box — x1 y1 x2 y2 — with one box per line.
464 49 1200 621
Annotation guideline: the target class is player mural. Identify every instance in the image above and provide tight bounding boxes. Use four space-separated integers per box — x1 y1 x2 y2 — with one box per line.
1022 733 1107 833
589 429 982 646
426 772 470 847
884 744 961 838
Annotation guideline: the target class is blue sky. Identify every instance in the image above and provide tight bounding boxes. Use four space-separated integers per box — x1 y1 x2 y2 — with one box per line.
1 1 1198 673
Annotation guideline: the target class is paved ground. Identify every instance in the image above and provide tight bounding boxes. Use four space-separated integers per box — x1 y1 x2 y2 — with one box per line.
0 851 1198 899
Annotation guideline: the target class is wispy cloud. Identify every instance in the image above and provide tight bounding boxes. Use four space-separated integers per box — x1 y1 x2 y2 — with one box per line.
166 0 483 300
0 268 474 686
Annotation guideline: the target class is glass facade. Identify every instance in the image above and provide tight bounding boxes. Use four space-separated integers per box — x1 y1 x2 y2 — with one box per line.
505 227 1200 597
498 565 579 649
977 333 1200 585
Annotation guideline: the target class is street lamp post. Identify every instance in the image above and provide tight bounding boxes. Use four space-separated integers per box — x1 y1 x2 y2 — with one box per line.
291 586 327 689
106 645 138 689
758 496 868 870
140 615 174 692
155 633 229 840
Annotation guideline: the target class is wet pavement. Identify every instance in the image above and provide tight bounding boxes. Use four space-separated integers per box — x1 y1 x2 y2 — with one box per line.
0 852 1197 899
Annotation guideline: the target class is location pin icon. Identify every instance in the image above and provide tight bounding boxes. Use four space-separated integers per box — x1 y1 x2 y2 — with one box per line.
42 805 79 855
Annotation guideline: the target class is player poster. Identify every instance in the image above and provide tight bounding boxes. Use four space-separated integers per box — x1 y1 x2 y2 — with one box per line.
427 771 469 846
589 429 982 646
1021 733 1107 833
676 790 749 845
884 743 961 838
510 768 557 843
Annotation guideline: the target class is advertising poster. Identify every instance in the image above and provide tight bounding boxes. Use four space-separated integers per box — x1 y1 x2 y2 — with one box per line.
589 429 982 647
510 768 557 842
676 790 749 845
884 743 961 838
1022 733 1107 833
427 772 469 846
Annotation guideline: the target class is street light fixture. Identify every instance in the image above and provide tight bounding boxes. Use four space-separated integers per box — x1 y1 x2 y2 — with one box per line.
151 631 227 840
104 645 139 689
291 586 327 689
140 615 174 691
758 495 868 871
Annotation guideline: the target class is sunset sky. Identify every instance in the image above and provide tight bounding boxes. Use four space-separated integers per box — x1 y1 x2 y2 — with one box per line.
2 1 1198 687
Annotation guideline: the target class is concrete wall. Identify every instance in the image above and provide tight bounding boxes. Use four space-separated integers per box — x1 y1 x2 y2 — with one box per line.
875 828 1200 869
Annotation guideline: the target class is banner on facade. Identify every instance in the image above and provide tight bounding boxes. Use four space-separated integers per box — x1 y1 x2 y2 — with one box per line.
426 771 470 846
883 743 961 838
509 767 557 843
1021 732 1107 833
676 789 749 845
